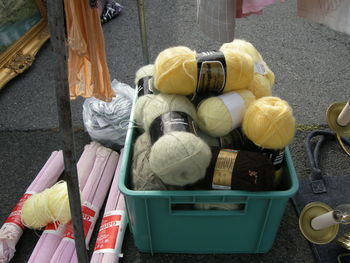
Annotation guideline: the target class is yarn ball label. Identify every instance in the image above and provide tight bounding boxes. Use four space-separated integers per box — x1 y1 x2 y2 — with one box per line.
149 111 197 144
212 149 238 190
196 51 226 95
63 203 98 241
137 76 153 96
253 61 267 75
93 210 127 254
4 192 34 230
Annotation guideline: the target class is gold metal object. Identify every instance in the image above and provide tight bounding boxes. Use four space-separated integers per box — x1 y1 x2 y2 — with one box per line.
299 202 339 245
0 0 49 90
326 102 350 156
326 102 350 137
338 232 350 250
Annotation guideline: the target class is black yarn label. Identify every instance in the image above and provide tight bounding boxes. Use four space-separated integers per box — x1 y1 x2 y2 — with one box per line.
196 51 226 95
137 76 153 96
149 111 197 144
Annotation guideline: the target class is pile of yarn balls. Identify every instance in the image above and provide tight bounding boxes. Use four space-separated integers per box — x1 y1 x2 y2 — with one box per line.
132 38 296 190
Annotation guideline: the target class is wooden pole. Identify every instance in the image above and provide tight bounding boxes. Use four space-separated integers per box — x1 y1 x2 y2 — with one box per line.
137 0 150 64
46 0 89 262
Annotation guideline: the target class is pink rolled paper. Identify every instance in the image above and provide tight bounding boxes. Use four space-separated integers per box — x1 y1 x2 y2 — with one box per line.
90 149 128 263
28 141 101 263
50 146 119 263
0 150 64 263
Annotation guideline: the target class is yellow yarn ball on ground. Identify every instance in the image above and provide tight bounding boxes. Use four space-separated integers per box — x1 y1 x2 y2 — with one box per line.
153 46 254 95
149 131 212 186
154 46 197 96
197 90 256 137
242 96 296 149
47 181 72 224
21 189 52 229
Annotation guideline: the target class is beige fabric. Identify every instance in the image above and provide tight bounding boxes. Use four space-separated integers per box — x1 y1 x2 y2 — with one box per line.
64 0 114 102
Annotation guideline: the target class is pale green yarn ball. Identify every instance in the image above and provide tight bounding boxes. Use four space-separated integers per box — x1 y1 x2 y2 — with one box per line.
134 94 155 127
134 64 154 85
149 131 212 186
143 93 197 130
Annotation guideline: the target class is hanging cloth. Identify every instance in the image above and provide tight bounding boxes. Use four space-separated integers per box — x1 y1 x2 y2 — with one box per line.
235 0 263 18
197 0 236 42
64 0 114 102
242 0 276 14
297 0 350 35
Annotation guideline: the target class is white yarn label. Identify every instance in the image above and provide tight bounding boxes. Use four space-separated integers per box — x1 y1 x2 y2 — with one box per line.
93 210 127 254
219 92 246 130
254 61 267 75
44 222 66 236
212 149 238 190
4 192 35 230
63 202 99 244
196 51 226 95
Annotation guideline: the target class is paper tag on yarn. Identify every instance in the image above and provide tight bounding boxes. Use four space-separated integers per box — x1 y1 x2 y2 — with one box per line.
212 149 238 190
93 210 127 254
137 76 153 96
4 191 35 230
63 202 98 243
196 51 226 95
218 92 246 130
44 222 66 236
254 61 267 75
149 111 197 144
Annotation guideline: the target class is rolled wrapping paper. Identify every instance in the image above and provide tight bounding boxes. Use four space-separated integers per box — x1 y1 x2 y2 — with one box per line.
220 39 275 99
197 90 256 137
242 96 296 150
153 46 254 96
131 133 185 190
28 141 99 263
50 146 119 263
192 147 275 192
134 64 155 96
0 151 64 263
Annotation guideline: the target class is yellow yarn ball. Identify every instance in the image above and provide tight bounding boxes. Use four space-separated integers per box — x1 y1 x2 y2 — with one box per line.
242 96 296 149
47 181 72 224
197 90 255 137
21 181 74 229
154 46 254 96
21 189 53 229
154 46 197 96
220 39 275 96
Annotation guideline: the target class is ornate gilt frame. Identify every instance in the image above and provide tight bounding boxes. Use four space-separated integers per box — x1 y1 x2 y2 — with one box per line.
0 0 49 90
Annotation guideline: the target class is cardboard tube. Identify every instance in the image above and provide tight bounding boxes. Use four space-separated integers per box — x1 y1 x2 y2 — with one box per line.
337 101 350 127
311 211 338 230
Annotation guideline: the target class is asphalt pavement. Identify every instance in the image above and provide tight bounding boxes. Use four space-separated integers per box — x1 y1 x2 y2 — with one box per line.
1 0 350 262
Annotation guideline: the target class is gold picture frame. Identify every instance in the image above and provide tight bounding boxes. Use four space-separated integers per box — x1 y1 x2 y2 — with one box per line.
0 0 49 90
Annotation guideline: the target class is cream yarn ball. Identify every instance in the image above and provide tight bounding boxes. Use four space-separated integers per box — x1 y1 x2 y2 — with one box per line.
149 131 212 186
242 96 296 149
134 94 155 127
154 46 254 96
134 64 154 85
197 90 256 137
47 181 72 224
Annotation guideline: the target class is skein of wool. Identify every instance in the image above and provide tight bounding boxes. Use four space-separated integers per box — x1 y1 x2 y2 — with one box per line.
131 133 184 190
193 147 276 191
220 39 275 98
153 46 254 96
134 64 155 95
242 96 296 150
133 94 155 128
197 90 256 137
28 142 100 263
140 94 212 186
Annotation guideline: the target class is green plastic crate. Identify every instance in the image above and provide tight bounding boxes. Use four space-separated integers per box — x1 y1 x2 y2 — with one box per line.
119 95 299 254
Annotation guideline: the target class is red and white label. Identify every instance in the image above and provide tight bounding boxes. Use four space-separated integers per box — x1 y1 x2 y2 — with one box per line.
63 202 98 243
93 210 126 254
44 222 66 236
4 192 35 230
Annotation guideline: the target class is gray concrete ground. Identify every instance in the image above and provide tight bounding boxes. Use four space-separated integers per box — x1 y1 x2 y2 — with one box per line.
0 0 350 262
